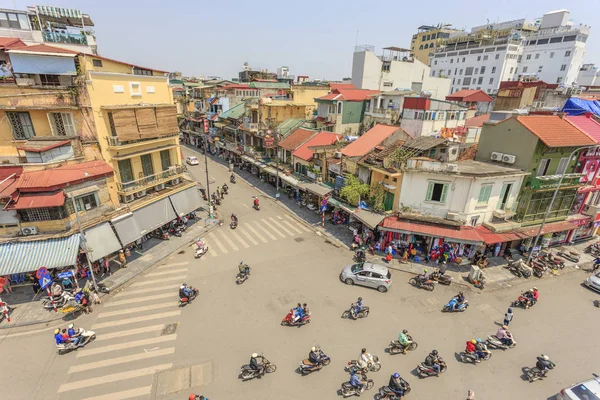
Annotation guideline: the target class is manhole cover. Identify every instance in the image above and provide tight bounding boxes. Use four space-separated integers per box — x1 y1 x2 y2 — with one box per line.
294 237 304 242
161 323 178 336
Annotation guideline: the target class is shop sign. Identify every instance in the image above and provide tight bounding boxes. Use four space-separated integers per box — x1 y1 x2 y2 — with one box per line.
572 218 589 227
203 119 209 133
263 133 275 148
585 147 600 157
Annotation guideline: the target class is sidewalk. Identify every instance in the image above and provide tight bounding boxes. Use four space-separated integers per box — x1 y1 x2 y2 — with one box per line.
0 214 220 329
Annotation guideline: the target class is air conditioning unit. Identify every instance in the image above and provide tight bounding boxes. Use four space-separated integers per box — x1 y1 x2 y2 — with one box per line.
168 178 181 186
335 152 342 159
134 190 147 199
446 163 459 172
491 152 504 161
120 194 135 203
502 154 516 164
21 226 38 236
446 212 461 221
155 183 165 191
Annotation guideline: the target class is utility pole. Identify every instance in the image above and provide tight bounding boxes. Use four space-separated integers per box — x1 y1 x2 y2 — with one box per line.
70 196 98 290
203 134 213 218
275 129 280 200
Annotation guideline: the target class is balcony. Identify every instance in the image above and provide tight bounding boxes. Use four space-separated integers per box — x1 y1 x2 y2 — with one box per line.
106 132 178 148
0 86 77 110
583 204 600 218
117 165 185 194
528 173 583 191
42 31 88 45
244 122 259 132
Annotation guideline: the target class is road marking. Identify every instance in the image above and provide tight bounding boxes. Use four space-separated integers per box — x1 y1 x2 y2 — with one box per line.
237 226 259 245
207 232 228 254
262 218 286 238
77 334 177 358
245 223 269 243
98 302 173 318
104 293 173 307
130 275 187 288
95 325 164 341
243 204 250 209
285 215 312 232
113 283 180 298
146 268 187 277
69 347 175 373
268 217 294 236
208 246 218 257
92 310 181 330
216 230 239 251
278 216 303 234
157 261 189 269
0 325 57 339
81 386 152 400
252 221 277 240
58 364 172 393
231 231 250 248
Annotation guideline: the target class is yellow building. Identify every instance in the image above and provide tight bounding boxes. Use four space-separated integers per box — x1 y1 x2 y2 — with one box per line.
410 25 463 65
289 84 330 109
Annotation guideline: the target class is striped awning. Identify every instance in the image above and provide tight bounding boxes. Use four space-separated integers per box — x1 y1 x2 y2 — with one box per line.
0 234 81 275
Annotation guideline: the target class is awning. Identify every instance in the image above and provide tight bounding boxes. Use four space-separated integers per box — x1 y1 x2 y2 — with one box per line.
169 186 203 217
280 173 300 187
225 124 239 132
262 166 278 176
381 218 483 245
5 191 65 210
300 182 332 197
340 204 385 230
0 210 18 225
111 198 177 245
241 155 266 168
0 234 81 275
84 222 122 262
9 53 76 75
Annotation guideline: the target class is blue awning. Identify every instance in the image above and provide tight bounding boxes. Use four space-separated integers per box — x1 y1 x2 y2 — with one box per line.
9 53 77 75
0 234 81 275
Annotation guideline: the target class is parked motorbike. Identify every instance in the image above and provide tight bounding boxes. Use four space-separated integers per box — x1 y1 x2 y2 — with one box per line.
541 251 565 269
408 276 435 291
486 335 516 350
529 258 546 278
298 351 330 375
339 376 374 398
342 304 369 320
168 227 182 237
388 335 418 355
281 309 311 326
511 292 536 309
505 261 522 277
178 287 199 307
195 239 208 259
557 249 580 263
442 298 469 313
416 358 447 378
430 269 453 285
239 357 277 380
353 251 366 263
460 350 492 364
376 381 411 400
56 328 96 355
346 355 381 373
236 267 251 285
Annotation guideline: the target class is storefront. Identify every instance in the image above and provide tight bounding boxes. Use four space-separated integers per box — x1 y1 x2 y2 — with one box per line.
168 186 203 217
566 216 593 242
111 198 177 246
241 155 265 176
299 182 332 211
84 222 122 262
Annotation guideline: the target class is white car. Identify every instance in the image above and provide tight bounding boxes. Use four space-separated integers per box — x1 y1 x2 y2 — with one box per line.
584 272 600 293
186 156 199 166
556 374 600 399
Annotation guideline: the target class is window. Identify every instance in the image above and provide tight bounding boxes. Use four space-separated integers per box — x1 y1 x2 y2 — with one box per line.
74 193 99 212
6 112 35 139
337 102 342 114
424 44 429 49
141 154 154 177
118 159 134 183
509 67 514 74
478 184 493 205
426 34 431 40
462 57 465 62
129 82 142 96
565 50 571 57
557 77 563 84
419 45 423 50
426 182 448 203
478 77 483 84
463 77 471 85
160 150 171 171
434 60 437 65
483 55 488 61
491 67 496 73
549 52 554 58
474 68 479 74
498 183 513 210
107 112 117 136
488 77 494 84
538 66 543 73
477 56 481 61
0 12 26 29
523 66 528 72
39 74 61 86
526 54 532 60
92 59 103 67
459 69 463 75
560 64 567 71
556 157 570 175
456 79 461 85
495 54 499 60
450 58 454 64
535 53 540 59
133 67 152 76
480 66 486 74
470 216 480 226
537 158 550 176
48 112 75 136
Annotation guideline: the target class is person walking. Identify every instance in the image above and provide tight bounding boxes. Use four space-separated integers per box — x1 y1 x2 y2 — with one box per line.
102 257 111 277
503 307 514 326
2 276 12 293
118 250 127 269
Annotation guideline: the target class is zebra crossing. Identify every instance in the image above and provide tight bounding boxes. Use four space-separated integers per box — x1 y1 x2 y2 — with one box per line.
57 266 190 400
200 214 312 259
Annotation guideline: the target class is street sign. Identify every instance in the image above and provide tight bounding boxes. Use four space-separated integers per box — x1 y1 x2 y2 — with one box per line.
36 267 48 279
58 271 74 280
38 273 53 290
203 119 209 133
263 134 275 148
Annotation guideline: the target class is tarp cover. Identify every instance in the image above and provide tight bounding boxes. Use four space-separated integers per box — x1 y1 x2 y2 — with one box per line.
169 187 202 216
9 53 76 75
112 198 177 245
562 98 600 117
84 222 122 261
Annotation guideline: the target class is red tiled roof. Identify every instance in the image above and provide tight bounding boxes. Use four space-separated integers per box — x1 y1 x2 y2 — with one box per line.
446 89 493 103
566 114 600 143
316 89 380 102
381 217 483 243
330 83 356 91
465 114 491 127
515 116 595 147
278 128 317 151
5 191 65 210
292 131 341 161
0 37 26 50
9 44 78 55
16 161 113 192
341 124 401 157
0 176 18 200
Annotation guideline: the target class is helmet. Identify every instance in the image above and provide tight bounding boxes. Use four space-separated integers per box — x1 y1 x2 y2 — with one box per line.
542 354 549 361
508 308 513 312
476 338 482 343
68 324 74 329
402 329 408 334
431 350 438 356
502 325 508 330
311 347 317 352
424 268 428 272
358 297 362 301
529 288 534 292
252 353 258 358
471 339 477 344
393 372 400 378
54 329 60 334
361 348 367 353
189 395 197 400
239 261 243 264
459 291 463 296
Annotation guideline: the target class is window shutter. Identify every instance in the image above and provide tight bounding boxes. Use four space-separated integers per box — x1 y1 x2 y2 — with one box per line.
497 184 508 209
62 113 76 136
426 182 434 201
441 184 449 203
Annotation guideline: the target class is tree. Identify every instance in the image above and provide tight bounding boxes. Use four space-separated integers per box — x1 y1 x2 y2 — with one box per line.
369 182 386 212
340 174 370 207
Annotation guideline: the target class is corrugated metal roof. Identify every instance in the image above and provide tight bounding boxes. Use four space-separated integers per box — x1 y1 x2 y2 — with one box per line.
5 191 65 210
381 217 483 243
16 160 113 191
341 124 400 157
0 234 81 274
218 102 246 120
17 139 71 153
277 118 305 137
249 82 290 89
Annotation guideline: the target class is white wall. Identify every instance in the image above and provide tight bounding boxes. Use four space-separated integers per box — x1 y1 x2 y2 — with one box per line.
577 64 600 86
317 103 329 118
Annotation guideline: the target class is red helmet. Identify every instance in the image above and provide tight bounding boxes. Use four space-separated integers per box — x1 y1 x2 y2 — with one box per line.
189 395 197 400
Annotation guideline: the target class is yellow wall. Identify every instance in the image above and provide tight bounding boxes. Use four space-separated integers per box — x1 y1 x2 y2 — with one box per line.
370 168 402 211
290 85 331 108
261 103 312 126
80 55 166 77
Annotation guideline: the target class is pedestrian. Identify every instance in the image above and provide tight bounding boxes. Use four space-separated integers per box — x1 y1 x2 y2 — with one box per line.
118 250 127 269
439 261 448 276
503 307 514 326
102 256 111 277
2 276 12 293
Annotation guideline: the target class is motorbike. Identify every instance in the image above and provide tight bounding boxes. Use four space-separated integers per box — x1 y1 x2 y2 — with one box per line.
505 260 528 277
253 202 260 211
442 298 469 312
195 240 208 259
557 249 580 263
353 252 366 263
222 186 229 195
375 381 411 400
239 357 277 380
408 276 435 291
168 227 182 237
460 350 492 364
339 376 374 398
214 196 221 206
43 290 75 310
388 335 418 355
236 267 251 285
342 305 369 320
529 259 546 278
178 287 199 307
345 355 381 373
541 252 565 269
430 269 452 285
416 358 447 378
281 309 311 326
486 335 516 350
230 220 238 230
230 175 236 184
298 352 331 375
56 328 96 355
525 358 555 382
511 292 536 309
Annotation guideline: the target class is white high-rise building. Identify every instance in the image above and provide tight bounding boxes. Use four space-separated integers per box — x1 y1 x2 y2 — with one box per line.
429 9 590 94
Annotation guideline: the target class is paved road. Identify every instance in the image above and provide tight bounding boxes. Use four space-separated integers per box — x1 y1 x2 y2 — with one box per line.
2 149 600 400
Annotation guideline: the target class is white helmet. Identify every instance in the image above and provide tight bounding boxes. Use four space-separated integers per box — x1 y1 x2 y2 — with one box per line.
311 347 317 352
542 354 550 361
68 323 74 329
252 353 258 358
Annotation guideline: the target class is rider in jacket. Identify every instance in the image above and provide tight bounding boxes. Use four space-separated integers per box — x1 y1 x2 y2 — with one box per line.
388 372 406 396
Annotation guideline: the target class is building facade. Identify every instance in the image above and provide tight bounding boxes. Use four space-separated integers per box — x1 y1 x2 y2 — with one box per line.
410 24 464 65
399 97 468 138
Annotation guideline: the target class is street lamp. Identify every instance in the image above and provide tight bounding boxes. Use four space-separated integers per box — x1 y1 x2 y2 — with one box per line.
526 144 599 264
266 129 280 200
203 134 213 218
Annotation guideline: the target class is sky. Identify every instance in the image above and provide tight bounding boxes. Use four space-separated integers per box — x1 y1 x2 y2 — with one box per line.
14 0 599 80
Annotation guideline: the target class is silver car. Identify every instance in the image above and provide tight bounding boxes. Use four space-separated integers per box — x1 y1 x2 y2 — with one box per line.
584 272 600 293
556 374 600 399
340 263 391 293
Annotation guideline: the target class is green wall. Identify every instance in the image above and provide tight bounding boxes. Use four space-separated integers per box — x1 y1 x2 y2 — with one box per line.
341 101 366 124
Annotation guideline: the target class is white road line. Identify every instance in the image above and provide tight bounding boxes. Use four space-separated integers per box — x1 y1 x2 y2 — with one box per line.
207 247 218 257
216 230 239 251
113 283 180 298
237 226 259 245
245 223 268 243
157 261 189 269
280 218 303 234
81 386 152 400
95 325 164 341
58 364 172 393
130 275 187 288
97 302 173 318
243 204 250 209
77 335 177 358
92 310 181 330
69 347 175 373
251 221 277 240
262 218 286 238
268 217 294 236
0 325 56 340
104 293 173 307
285 215 312 232
207 232 229 254
231 231 250 248
146 268 187 277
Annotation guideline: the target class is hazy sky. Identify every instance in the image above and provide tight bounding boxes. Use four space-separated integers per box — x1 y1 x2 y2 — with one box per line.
16 0 598 80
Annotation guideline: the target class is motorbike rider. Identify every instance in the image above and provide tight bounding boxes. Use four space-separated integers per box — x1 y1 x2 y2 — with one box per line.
453 291 465 310
417 268 430 283
398 329 412 353
388 372 407 397
524 288 536 308
67 323 84 346
222 183 229 194
349 368 364 394
238 261 250 277
532 287 539 301
302 303 310 317
249 353 264 375
465 339 479 360
293 303 304 324
188 395 207 400
230 173 236 183
496 325 515 346
535 354 554 374
475 338 490 358
179 283 193 299
253 197 259 209
54 329 67 346
309 346 322 366
216 186 221 199
231 213 238 224
357 348 374 371
351 297 364 318
355 246 366 261
425 350 441 374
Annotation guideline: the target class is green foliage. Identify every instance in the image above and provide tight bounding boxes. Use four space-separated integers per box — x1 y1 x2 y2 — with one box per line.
340 174 370 206
369 183 386 212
